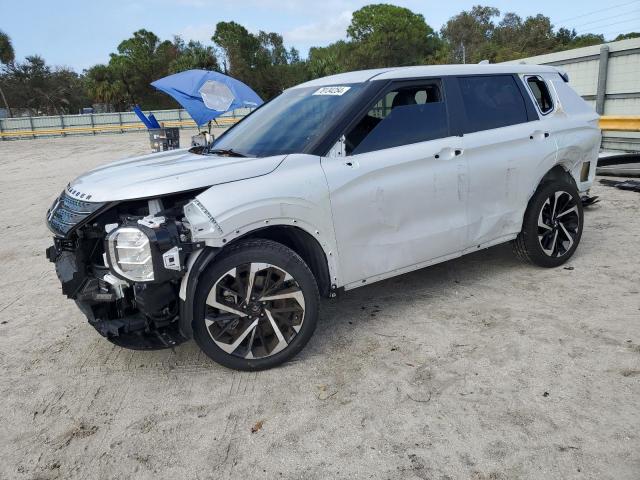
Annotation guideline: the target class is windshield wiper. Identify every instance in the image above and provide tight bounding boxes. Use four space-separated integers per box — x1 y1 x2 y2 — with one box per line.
208 148 248 158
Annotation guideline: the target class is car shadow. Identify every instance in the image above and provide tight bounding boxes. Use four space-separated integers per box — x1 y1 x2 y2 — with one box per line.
163 242 527 368
301 242 527 359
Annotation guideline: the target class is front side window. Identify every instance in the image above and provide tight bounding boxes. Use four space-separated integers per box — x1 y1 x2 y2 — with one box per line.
345 82 448 155
526 76 554 114
212 84 366 157
458 75 528 133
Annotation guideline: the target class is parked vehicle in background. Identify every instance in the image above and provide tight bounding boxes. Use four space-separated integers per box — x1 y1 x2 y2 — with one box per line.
46 64 600 370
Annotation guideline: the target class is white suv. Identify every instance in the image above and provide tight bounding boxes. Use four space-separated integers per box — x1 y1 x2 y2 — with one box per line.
46 64 600 370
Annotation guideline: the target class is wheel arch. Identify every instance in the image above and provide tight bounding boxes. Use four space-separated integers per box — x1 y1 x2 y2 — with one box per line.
178 225 333 340
515 164 579 242
539 164 578 188
229 225 332 297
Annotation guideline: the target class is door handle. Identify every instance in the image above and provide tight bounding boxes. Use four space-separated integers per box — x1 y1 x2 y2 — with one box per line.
530 130 550 140
435 147 462 159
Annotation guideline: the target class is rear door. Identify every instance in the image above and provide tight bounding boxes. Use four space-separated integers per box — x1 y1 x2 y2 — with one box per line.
321 79 466 287
455 74 557 249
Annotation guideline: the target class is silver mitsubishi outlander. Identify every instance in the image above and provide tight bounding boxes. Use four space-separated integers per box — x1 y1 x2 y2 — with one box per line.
46 64 600 370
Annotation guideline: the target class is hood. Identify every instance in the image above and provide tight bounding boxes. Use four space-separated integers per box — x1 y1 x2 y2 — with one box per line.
67 148 287 202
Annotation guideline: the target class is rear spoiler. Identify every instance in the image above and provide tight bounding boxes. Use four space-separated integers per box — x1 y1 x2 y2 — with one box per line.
555 68 570 83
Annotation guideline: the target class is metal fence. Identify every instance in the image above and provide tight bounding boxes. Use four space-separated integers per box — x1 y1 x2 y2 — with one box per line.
0 108 251 140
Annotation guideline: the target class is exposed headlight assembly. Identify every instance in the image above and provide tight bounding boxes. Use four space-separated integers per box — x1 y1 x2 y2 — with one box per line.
107 227 155 282
105 217 204 284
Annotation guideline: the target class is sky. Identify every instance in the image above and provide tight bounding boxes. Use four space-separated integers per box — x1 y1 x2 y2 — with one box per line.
1 0 639 71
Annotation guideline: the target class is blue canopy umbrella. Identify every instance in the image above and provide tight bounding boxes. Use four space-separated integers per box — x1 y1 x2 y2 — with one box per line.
151 70 263 126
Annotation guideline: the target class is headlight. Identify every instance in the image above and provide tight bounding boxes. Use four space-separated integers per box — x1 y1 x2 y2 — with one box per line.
107 227 154 282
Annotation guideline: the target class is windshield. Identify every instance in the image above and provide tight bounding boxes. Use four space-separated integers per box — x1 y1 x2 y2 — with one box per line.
212 84 365 157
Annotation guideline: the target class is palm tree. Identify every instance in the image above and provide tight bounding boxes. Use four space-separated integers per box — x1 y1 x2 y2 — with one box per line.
85 64 128 111
0 30 15 117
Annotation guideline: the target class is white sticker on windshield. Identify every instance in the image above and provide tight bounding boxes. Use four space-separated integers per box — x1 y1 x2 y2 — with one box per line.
313 86 351 96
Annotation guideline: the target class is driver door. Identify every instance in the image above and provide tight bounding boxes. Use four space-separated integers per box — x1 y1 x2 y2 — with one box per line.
321 79 468 288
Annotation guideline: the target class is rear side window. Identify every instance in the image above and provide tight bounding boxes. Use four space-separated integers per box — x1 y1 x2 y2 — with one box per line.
347 82 449 155
526 76 554 114
458 75 528 133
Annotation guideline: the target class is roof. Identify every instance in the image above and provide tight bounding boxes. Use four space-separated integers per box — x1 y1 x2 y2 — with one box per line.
293 64 561 89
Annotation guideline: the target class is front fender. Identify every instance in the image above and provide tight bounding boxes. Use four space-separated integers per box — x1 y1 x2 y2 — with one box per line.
185 154 341 286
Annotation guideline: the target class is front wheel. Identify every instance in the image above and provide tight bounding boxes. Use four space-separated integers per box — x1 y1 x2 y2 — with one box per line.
192 239 319 371
513 179 584 267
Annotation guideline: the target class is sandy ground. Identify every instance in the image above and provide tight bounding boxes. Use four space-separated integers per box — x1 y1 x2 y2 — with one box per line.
0 132 639 480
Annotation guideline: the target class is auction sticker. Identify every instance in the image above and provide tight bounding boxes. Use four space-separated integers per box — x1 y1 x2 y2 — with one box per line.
313 86 351 96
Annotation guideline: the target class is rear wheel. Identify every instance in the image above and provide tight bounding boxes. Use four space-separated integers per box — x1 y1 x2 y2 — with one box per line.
513 179 583 267
192 239 319 370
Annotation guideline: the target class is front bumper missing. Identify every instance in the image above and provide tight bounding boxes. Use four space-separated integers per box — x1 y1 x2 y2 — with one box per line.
77 299 188 350
47 238 190 350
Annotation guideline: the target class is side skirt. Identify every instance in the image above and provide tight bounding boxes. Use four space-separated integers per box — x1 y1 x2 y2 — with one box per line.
342 233 518 291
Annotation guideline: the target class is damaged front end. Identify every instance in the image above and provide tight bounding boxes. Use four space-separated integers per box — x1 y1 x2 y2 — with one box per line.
46 190 204 350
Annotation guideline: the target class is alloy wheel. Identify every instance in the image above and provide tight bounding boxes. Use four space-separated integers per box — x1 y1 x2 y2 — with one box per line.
205 262 306 359
537 190 580 258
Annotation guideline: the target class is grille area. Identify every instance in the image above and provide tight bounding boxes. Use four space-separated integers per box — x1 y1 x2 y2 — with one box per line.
47 192 105 237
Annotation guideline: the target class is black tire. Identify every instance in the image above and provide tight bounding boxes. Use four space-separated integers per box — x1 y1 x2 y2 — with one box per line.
192 239 319 370
513 179 584 268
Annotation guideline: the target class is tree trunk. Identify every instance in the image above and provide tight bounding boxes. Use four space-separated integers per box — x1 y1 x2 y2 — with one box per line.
0 83 12 117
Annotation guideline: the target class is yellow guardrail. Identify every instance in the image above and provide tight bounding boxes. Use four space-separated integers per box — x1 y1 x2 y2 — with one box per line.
0 117 242 138
598 116 640 132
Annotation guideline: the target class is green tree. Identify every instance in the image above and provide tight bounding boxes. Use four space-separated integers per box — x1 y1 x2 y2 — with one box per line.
0 30 14 64
441 6 604 63
518 14 557 56
441 5 500 63
347 4 441 68
2 55 88 115
308 41 353 77
85 32 224 109
107 29 178 108
614 32 640 41
213 22 262 80
555 28 604 50
491 12 524 60
0 29 15 116
169 37 220 73
84 64 128 111
493 12 559 60
213 22 308 99
258 31 288 65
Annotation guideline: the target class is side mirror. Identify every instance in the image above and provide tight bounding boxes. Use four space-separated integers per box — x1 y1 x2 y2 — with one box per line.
191 131 214 148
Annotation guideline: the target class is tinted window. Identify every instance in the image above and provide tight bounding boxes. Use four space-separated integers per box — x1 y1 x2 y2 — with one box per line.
458 75 528 133
526 76 553 114
368 85 442 120
346 83 448 155
213 84 365 157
